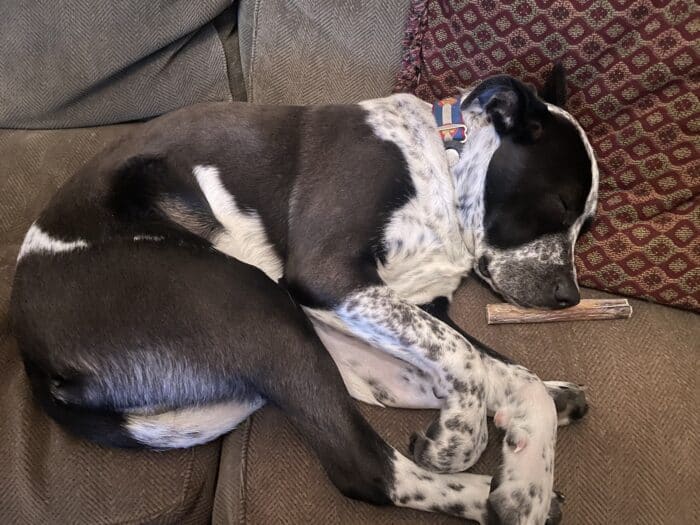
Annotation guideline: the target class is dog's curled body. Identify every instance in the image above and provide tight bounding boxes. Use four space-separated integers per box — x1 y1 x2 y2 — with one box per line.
11 73 596 524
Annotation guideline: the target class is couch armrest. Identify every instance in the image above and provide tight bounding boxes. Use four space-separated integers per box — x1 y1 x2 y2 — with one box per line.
238 0 410 104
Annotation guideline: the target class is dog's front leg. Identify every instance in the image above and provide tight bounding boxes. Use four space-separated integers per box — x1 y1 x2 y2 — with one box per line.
471 354 560 524
423 298 563 524
336 287 562 524
423 297 588 428
334 285 490 474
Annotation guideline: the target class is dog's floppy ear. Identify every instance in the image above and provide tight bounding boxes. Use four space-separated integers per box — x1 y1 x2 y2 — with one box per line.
461 75 522 134
539 63 567 108
462 75 547 141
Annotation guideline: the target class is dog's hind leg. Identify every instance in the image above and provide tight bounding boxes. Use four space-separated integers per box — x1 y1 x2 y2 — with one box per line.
25 357 265 449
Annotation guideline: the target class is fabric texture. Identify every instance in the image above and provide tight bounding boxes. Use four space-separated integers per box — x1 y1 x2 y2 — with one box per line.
218 279 699 525
237 0 412 104
0 0 239 128
394 0 700 311
0 127 222 524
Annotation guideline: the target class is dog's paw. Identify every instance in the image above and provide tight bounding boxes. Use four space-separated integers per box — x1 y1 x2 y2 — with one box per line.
408 414 487 473
489 381 558 524
487 485 564 525
544 381 588 426
546 491 565 525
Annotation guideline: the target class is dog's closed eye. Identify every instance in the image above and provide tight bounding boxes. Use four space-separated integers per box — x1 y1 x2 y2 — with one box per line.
528 120 543 140
559 196 575 226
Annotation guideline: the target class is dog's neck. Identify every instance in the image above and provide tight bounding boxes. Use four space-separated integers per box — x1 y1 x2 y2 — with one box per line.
446 108 500 261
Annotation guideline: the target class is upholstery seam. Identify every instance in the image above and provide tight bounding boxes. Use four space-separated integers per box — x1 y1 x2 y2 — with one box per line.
180 447 197 511
102 447 197 525
214 23 235 101
248 0 263 102
239 416 253 525
65 435 200 525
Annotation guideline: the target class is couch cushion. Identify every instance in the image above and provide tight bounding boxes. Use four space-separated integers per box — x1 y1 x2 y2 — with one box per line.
0 127 222 524
214 280 698 524
238 0 411 104
0 2 238 128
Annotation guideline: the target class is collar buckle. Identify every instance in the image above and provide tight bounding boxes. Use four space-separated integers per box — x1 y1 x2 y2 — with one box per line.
437 123 468 144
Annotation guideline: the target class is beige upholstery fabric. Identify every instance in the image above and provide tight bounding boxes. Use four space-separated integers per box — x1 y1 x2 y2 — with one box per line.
238 0 410 104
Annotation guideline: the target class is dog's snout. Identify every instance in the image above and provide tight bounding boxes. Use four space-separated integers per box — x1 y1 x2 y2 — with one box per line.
553 278 580 308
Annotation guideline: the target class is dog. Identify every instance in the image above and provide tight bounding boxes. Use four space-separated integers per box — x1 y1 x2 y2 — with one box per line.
11 67 597 524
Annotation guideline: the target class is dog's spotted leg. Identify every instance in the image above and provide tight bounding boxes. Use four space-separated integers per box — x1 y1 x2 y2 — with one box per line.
333 286 489 473
481 357 560 524
389 450 492 522
421 297 588 429
420 298 568 523
543 381 589 426
388 449 563 524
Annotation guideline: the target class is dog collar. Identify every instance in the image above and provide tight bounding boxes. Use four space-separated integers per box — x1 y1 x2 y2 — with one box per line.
432 96 467 152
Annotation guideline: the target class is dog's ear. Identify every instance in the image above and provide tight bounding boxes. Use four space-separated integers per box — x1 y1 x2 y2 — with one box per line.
462 75 521 134
539 63 567 107
462 75 546 140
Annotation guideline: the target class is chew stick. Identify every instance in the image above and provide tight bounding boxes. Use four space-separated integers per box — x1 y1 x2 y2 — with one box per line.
486 298 632 325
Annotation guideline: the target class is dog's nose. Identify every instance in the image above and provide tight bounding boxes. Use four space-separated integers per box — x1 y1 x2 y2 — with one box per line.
553 278 580 308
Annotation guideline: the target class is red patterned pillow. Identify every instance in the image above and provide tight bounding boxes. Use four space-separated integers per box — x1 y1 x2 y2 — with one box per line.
394 0 699 311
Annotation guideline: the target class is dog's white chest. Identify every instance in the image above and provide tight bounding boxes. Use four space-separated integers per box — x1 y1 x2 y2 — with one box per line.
377 198 472 306
378 247 469 305
359 94 474 305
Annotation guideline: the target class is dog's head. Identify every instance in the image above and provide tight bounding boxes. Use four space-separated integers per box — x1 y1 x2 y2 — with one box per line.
461 67 598 309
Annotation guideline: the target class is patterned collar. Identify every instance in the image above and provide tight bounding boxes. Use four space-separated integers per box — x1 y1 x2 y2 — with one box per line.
432 95 467 149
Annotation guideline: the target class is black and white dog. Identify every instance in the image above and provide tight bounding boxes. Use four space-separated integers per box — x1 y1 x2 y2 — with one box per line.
11 68 597 524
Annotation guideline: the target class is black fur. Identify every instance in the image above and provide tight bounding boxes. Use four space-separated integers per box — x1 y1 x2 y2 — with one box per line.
539 63 567 108
284 105 415 307
11 100 416 510
12 240 395 504
483 114 592 249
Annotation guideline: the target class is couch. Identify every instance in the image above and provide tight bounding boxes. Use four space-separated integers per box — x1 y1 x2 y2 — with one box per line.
0 1 696 523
